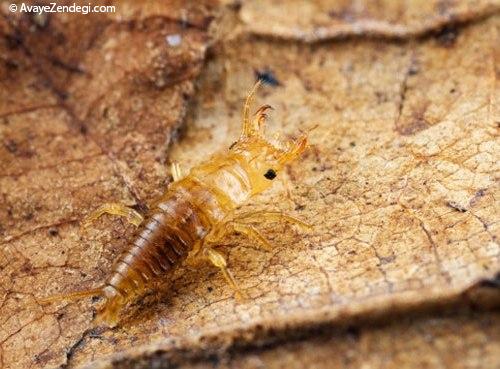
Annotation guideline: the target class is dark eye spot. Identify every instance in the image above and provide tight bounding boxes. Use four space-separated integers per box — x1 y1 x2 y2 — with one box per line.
229 141 237 150
264 169 277 180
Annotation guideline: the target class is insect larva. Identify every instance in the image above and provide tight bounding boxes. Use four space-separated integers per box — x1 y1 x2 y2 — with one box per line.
40 81 311 326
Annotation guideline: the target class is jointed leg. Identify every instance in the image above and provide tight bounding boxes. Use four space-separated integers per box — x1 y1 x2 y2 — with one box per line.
81 203 144 229
224 212 311 252
199 211 310 255
202 221 274 252
205 248 248 300
231 223 273 251
189 209 311 300
187 222 269 270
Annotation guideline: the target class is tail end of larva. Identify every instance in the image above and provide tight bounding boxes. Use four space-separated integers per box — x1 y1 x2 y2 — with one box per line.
38 287 103 305
94 295 124 328
39 286 122 327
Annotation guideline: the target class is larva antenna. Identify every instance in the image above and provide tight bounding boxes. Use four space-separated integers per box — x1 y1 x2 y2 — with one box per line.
38 286 104 304
242 79 262 137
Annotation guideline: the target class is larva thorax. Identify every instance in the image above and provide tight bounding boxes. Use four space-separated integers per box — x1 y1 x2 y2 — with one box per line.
103 184 214 295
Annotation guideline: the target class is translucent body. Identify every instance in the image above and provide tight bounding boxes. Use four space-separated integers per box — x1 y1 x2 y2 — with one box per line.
40 81 309 326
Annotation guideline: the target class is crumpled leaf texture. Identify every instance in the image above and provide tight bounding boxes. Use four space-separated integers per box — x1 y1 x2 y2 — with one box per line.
0 0 215 368
88 309 500 369
0 1 499 368
241 0 500 41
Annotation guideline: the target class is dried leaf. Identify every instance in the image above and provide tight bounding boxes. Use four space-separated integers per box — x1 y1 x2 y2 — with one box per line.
90 309 500 369
0 1 216 368
0 1 499 369
240 0 500 41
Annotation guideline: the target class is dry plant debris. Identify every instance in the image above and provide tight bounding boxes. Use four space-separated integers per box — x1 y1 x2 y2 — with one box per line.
0 1 498 368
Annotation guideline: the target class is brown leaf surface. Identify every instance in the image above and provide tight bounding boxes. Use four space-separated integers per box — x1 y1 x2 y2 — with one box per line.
1 1 499 369
240 0 500 41
239 310 499 369
88 307 500 369
0 1 216 368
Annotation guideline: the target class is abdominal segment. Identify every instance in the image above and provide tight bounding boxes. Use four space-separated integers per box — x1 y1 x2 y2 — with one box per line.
97 182 219 324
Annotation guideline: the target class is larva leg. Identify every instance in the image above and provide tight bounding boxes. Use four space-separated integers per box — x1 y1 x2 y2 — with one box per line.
81 203 144 229
193 212 310 261
237 211 312 231
199 221 273 252
170 162 183 182
231 223 273 251
205 248 248 300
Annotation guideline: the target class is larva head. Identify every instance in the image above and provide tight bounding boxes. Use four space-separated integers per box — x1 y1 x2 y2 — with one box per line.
229 80 308 194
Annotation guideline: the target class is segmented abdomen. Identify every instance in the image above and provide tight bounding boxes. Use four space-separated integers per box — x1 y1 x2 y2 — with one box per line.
103 180 219 300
